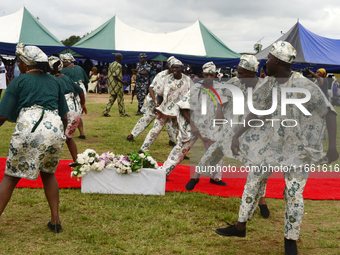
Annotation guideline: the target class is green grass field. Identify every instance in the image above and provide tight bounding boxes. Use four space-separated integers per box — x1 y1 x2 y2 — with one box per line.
0 93 339 255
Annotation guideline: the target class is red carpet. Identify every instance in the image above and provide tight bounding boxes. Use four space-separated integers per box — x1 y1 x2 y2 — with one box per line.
0 158 339 200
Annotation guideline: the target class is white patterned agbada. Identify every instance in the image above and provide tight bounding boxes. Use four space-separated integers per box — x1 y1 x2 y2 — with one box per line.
238 71 335 166
196 77 263 173
236 72 336 240
141 69 171 117
131 69 176 142
140 73 192 152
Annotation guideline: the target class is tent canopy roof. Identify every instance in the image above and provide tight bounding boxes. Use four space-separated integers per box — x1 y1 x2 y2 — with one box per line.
0 7 63 46
0 7 66 56
256 22 340 66
74 16 240 59
151 54 168 61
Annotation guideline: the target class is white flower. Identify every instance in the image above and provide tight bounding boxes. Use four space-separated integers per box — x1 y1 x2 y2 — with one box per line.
88 157 95 163
136 169 141 173
127 169 132 174
107 152 115 158
146 156 157 167
116 168 122 174
122 161 131 166
84 149 96 155
80 164 91 173
139 153 146 159
77 158 85 165
78 172 86 178
97 161 106 171
82 155 90 164
107 163 115 168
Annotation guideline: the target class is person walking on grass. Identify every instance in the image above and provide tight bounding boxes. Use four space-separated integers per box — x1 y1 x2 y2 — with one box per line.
60 53 89 139
102 53 130 117
185 56 269 218
48 56 87 167
139 59 193 176
215 41 339 255
177 61 228 187
132 53 151 116
126 56 176 145
0 43 69 233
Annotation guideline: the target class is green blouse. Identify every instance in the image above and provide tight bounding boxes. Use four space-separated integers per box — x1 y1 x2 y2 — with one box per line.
57 74 84 97
0 73 69 122
61 65 89 85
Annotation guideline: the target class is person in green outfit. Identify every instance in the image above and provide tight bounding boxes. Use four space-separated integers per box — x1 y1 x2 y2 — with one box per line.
60 53 89 139
0 43 69 233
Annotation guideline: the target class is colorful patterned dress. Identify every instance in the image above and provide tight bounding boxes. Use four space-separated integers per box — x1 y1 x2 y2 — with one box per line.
0 73 69 180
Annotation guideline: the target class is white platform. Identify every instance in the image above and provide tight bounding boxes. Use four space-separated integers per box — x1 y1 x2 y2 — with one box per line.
81 168 166 195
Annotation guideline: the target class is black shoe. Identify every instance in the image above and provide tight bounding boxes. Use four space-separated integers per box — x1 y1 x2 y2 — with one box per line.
169 140 176 147
48 221 62 233
259 204 270 218
69 162 79 167
284 238 298 255
210 178 227 186
184 155 189 160
78 135 86 139
126 135 135 142
135 111 143 116
138 149 144 154
121 114 131 117
185 178 199 191
215 223 246 237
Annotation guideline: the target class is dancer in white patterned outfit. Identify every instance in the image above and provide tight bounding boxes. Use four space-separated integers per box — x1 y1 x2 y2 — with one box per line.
139 59 192 153
48 56 87 166
187 56 269 217
127 56 176 145
215 41 339 255
0 43 69 233
170 62 227 186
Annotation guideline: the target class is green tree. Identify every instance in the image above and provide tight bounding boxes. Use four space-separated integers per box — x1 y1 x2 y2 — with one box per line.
254 43 262 54
61 35 82 46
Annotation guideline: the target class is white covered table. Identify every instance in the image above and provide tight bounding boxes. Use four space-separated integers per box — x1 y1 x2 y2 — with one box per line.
81 168 166 195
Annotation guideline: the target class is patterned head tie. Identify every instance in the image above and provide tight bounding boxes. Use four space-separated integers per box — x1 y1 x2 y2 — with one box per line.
202 61 216 73
170 58 183 67
167 56 175 64
48 56 63 71
238 55 259 72
15 43 48 65
60 53 75 63
139 53 147 58
269 41 297 64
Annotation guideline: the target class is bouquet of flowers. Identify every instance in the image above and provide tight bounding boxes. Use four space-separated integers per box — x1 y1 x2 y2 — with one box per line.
71 149 158 178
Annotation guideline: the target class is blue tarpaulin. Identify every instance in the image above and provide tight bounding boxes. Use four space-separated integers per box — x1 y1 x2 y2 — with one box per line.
69 46 240 67
0 42 67 56
256 22 340 74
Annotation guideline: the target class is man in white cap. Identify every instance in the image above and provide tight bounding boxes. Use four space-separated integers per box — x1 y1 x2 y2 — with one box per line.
139 58 192 154
180 61 227 187
188 56 269 217
215 41 339 255
126 56 177 144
